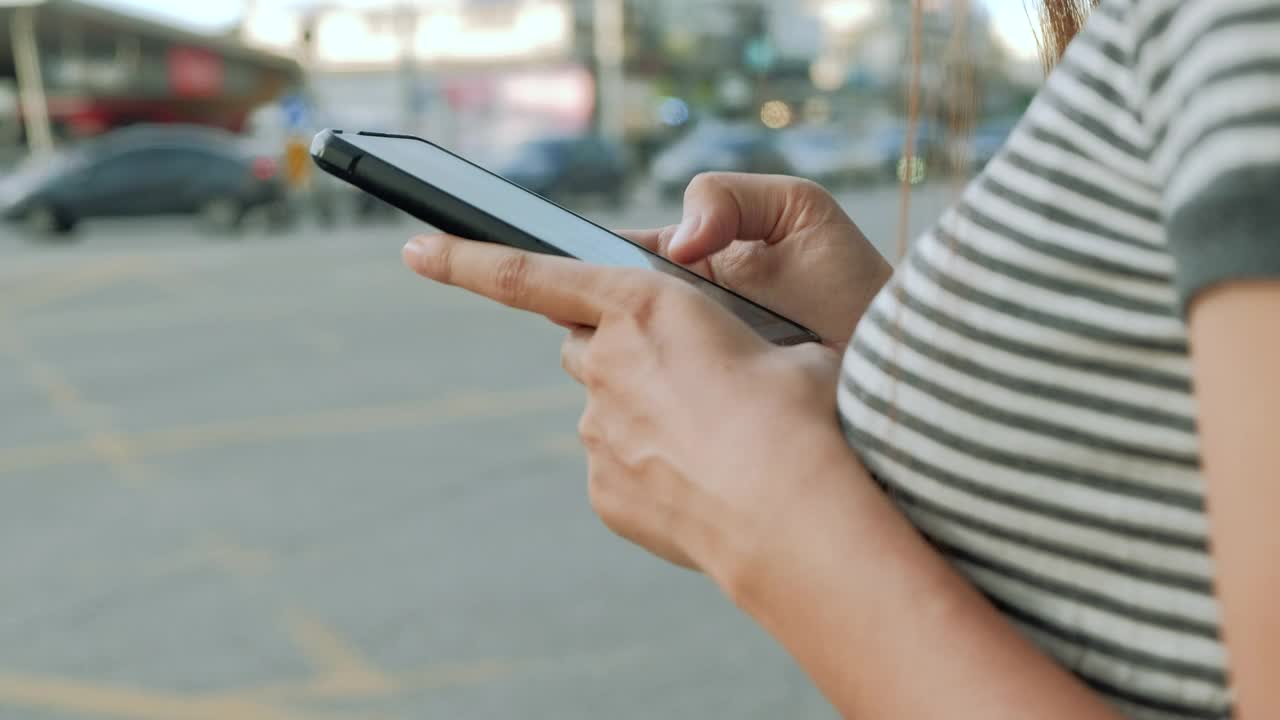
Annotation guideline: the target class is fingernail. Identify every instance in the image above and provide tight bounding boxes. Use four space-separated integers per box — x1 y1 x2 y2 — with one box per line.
668 214 701 253
402 237 426 269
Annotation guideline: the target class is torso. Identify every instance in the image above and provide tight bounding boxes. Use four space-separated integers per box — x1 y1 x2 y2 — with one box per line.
837 1 1245 716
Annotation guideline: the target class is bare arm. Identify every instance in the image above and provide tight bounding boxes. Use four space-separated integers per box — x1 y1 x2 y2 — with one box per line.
1187 281 1280 720
722 428 1124 718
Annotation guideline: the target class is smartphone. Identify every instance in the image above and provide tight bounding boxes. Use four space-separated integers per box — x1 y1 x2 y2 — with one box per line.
310 129 820 346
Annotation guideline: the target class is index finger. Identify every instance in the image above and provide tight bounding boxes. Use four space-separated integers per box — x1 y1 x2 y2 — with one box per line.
403 234 614 326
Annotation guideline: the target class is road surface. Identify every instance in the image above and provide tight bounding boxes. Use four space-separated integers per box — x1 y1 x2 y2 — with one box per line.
0 183 954 719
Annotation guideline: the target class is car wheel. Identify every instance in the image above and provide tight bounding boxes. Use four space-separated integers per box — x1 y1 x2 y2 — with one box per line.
199 196 244 234
25 203 75 239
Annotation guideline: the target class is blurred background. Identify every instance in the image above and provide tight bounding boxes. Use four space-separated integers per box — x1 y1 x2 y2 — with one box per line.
0 1 1040 717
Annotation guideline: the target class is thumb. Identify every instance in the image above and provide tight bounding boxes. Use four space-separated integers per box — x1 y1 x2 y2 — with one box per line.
666 172 811 265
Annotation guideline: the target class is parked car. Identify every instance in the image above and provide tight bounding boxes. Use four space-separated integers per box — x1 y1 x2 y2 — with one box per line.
869 119 945 182
966 115 1022 171
652 122 792 200
777 124 886 187
0 124 289 237
499 135 629 208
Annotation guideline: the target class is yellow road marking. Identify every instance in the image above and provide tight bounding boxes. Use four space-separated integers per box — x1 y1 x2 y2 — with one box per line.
2 257 157 312
285 610 395 695
0 673 306 720
0 385 583 475
0 324 150 486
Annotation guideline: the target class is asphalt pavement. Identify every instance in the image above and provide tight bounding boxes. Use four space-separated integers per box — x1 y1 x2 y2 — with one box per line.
0 182 953 720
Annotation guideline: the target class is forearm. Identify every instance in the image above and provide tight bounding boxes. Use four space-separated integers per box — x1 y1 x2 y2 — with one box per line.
718 430 1123 719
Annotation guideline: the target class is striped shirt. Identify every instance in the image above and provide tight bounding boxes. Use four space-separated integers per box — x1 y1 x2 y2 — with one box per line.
837 1 1280 718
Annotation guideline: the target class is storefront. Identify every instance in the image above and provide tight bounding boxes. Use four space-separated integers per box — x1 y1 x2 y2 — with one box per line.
0 0 302 154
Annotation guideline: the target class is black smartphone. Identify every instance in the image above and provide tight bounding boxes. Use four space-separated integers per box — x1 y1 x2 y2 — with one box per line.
310 129 820 346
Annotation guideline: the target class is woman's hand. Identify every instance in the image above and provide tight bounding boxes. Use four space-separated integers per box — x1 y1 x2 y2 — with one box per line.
402 233 849 583
624 173 893 350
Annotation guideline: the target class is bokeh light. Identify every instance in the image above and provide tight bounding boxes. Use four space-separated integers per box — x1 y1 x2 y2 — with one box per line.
760 100 793 129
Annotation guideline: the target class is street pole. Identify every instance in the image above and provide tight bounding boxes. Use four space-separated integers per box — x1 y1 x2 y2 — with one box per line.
398 3 419 136
592 0 625 142
12 6 55 157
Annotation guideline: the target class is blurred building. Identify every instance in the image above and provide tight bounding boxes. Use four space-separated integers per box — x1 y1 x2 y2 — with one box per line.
0 0 302 156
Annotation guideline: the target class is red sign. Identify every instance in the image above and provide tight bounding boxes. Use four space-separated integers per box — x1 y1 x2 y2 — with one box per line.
168 47 224 98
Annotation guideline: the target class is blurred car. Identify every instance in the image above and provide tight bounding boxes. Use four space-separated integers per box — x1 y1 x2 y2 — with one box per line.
869 119 945 182
777 125 886 187
652 122 792 200
0 124 288 237
499 135 630 208
966 115 1022 171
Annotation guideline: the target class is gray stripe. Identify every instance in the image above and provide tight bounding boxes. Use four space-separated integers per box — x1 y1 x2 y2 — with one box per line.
1143 5 1280 97
958 196 1169 282
1002 147 1162 224
935 222 1174 315
980 595 1226 694
1077 27 1132 67
980 173 1160 252
842 373 1206 509
842 421 1208 550
951 546 1224 665
891 482 1214 594
987 601 1226 693
1041 83 1149 159
1023 124 1162 193
852 334 1200 468
909 249 1189 353
1162 108 1280 175
886 291 1192 392
1060 60 1139 122
1082 674 1229 720
862 306 1195 432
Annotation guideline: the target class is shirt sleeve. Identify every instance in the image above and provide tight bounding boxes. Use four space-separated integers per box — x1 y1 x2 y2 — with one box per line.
1136 0 1280 315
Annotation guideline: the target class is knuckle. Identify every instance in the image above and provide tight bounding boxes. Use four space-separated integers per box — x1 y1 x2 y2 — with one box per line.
577 413 604 450
620 283 663 329
492 252 531 306
684 171 728 200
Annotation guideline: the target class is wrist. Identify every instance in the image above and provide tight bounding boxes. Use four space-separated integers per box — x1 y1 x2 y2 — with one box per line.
703 420 888 606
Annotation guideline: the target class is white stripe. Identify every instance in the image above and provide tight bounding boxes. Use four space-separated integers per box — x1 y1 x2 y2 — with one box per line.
1049 69 1149 149
915 236 1186 341
840 382 1208 540
1145 23 1280 135
855 317 1199 457
869 288 1196 418
984 152 1165 246
1067 38 1142 112
983 589 1223 707
940 201 1177 307
1077 3 1134 52
965 181 1173 275
935 515 1221 629
843 349 1203 496
1154 72 1280 177
891 257 1194 378
1026 98 1154 183
1167 125 1280 209
949 554 1224 661
1005 123 1162 209
1136 0 1280 85
859 450 1213 582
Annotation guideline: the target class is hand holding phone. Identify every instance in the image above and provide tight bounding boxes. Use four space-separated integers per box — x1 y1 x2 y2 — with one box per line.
311 130 820 346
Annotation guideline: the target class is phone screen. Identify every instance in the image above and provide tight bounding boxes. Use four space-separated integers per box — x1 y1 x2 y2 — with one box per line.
331 132 817 345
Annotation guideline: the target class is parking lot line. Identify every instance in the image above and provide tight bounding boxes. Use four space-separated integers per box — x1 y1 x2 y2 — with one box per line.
0 672 308 720
0 322 150 487
3 256 160 313
0 384 583 475
285 609 396 695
